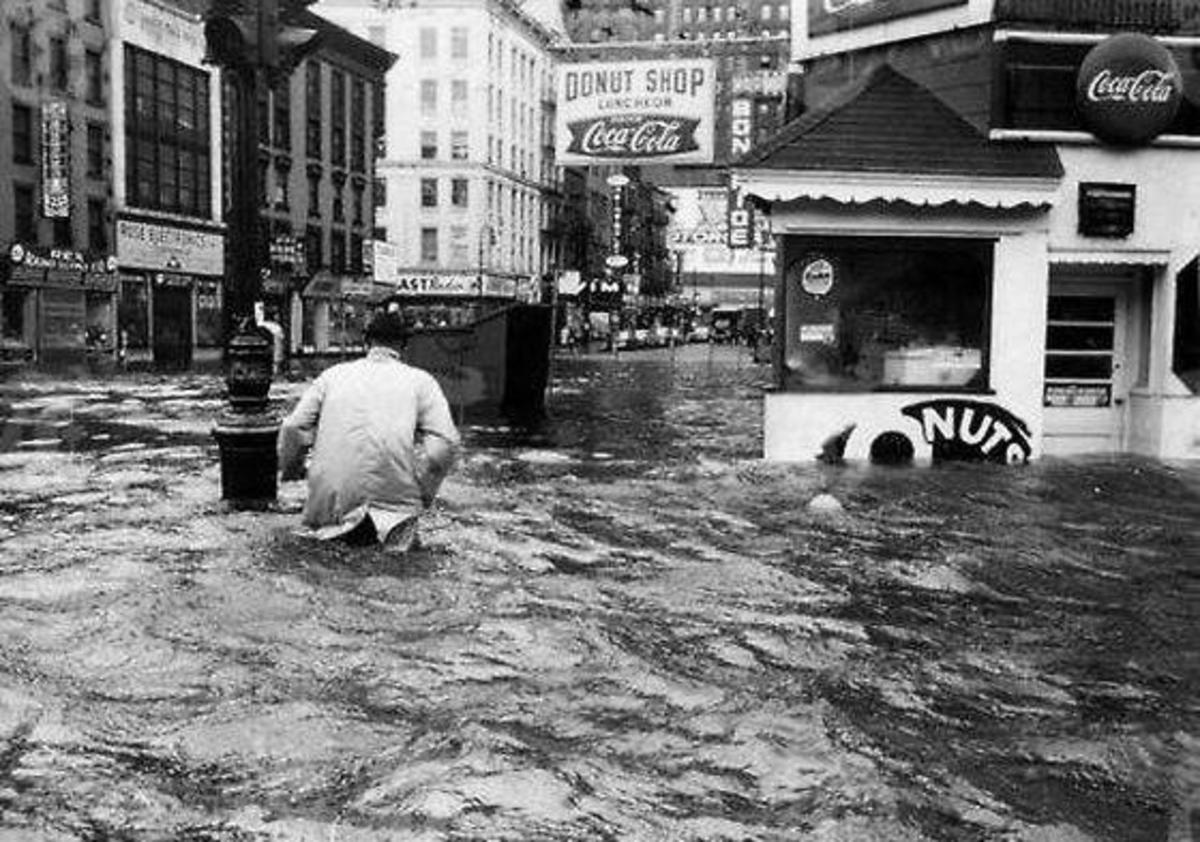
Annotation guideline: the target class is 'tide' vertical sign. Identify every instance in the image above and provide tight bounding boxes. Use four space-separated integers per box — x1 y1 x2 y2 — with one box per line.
727 186 753 249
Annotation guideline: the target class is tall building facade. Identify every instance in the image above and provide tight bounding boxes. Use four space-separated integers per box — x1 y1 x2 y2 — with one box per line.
243 11 394 357
315 0 564 311
112 0 224 370
1 0 117 367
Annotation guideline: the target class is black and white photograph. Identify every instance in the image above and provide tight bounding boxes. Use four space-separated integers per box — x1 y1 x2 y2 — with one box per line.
0 0 1198 838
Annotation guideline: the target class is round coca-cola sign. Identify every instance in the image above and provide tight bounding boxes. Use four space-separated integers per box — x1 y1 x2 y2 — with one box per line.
1076 33 1183 146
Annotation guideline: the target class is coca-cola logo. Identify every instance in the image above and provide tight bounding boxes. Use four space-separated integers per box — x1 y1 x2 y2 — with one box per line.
566 114 700 159
1076 33 1182 146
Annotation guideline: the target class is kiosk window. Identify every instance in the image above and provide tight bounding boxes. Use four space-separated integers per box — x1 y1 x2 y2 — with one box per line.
782 237 991 393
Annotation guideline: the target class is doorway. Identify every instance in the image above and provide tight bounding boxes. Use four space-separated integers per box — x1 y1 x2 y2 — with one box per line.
1042 276 1133 455
152 284 193 370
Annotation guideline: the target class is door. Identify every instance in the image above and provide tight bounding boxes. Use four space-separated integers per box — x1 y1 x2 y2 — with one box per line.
152 284 193 370
1042 283 1129 455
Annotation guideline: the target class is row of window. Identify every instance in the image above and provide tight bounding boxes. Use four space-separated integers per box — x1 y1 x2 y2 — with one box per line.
419 26 471 61
300 226 367 276
11 103 108 180
663 3 790 23
10 24 104 105
300 62 375 170
10 181 108 253
420 177 470 209
260 163 371 226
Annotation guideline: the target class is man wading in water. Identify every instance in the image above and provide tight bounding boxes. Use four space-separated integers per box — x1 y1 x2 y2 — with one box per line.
277 308 460 549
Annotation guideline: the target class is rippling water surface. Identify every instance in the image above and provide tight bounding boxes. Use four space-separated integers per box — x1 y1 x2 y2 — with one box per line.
0 345 1197 841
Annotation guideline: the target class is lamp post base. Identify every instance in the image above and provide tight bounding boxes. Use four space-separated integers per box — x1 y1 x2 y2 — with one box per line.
213 411 280 510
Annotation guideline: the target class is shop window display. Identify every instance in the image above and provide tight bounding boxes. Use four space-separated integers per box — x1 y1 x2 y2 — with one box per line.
781 237 991 393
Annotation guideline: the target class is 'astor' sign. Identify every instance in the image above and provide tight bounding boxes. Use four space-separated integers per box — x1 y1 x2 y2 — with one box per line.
556 59 715 165
1076 33 1183 146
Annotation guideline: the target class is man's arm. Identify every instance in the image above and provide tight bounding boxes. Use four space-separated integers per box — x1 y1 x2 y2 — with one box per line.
414 374 461 505
277 377 326 481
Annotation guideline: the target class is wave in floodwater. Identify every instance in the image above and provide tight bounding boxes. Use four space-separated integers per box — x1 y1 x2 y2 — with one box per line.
0 351 1197 841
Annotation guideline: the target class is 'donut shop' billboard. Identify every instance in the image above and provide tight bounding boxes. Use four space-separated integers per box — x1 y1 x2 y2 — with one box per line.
556 59 716 166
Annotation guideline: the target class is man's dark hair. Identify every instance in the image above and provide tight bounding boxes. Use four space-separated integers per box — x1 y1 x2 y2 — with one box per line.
365 309 409 347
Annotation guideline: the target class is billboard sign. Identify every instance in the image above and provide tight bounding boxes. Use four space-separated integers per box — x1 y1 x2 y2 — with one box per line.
807 0 967 37
556 59 716 165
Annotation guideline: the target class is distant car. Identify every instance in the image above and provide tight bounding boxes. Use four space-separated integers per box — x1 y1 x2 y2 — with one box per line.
689 324 711 343
614 328 634 349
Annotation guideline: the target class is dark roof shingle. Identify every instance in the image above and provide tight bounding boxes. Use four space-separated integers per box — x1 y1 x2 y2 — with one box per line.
736 65 1063 181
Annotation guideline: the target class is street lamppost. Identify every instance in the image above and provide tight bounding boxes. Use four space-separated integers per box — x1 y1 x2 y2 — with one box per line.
204 0 319 509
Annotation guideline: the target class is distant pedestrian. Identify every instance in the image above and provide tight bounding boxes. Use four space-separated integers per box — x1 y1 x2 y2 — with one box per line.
277 308 460 550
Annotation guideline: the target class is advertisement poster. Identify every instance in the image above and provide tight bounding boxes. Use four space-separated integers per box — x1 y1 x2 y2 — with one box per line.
41 101 70 219
807 0 967 37
556 59 716 165
667 187 774 275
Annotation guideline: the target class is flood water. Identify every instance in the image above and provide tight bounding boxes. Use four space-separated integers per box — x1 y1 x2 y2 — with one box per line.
0 344 1197 841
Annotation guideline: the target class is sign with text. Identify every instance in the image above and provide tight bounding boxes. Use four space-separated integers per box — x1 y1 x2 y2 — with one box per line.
117 219 224 275
556 59 716 165
41 101 70 219
807 0 966 37
1076 33 1182 146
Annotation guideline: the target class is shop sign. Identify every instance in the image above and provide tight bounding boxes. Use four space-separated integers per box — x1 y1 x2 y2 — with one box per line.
557 59 716 165
1078 182 1136 238
1076 33 1183 146
8 243 117 275
727 187 753 250
1044 383 1111 408
117 219 224 275
41 101 70 219
808 0 966 37
901 399 1032 464
122 0 204 65
730 71 786 98
730 98 753 160
387 272 480 296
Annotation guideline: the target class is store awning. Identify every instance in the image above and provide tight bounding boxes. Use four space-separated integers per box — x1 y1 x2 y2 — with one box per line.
1050 248 1171 266
733 64 1064 211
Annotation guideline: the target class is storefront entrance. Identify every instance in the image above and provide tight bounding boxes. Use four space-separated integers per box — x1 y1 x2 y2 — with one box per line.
152 284 193 370
1042 279 1132 455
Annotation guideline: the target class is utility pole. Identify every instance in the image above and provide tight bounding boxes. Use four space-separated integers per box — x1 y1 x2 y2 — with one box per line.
205 0 320 509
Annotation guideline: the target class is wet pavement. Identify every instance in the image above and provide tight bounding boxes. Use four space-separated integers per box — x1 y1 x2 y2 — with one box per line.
0 343 1197 841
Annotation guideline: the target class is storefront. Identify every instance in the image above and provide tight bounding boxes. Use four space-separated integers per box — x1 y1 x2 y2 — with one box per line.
1 244 119 368
735 42 1200 464
298 271 382 353
115 218 224 369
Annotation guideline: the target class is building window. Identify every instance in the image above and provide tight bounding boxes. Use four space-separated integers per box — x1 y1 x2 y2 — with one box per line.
330 230 346 273
420 227 438 263
420 27 437 59
307 169 321 216
779 3 789 19
272 79 291 148
780 237 991 393
87 122 104 177
351 79 366 172
451 27 468 59
85 49 104 105
53 218 72 248
451 79 467 118
352 181 364 226
420 79 437 117
124 46 212 217
11 24 32 86
14 184 35 242
421 178 438 208
12 104 33 164
350 233 364 273
305 225 323 272
87 199 107 252
330 69 346 167
760 4 772 18
50 37 69 92
451 130 468 160
305 61 322 159
274 159 291 209
86 0 103 22
451 178 468 208
332 175 345 221
420 130 437 159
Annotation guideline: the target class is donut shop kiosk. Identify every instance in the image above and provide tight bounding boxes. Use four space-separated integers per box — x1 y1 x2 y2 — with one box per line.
734 30 1200 465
